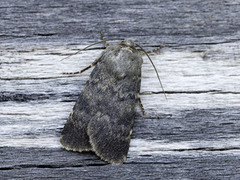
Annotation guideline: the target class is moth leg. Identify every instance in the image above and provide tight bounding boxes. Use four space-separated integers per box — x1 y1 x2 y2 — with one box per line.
62 54 103 75
100 31 111 47
147 45 165 54
138 97 146 115
100 31 104 40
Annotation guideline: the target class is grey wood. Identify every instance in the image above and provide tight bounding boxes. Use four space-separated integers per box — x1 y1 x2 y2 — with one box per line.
0 0 240 179
1 0 240 47
1 147 239 179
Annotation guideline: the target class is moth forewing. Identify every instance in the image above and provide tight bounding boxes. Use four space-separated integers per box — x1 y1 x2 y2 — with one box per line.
60 39 143 164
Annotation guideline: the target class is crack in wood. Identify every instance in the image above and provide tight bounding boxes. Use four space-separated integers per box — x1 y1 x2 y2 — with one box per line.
1 90 239 102
171 147 240 152
0 75 78 80
0 163 108 171
34 33 57 37
141 90 240 95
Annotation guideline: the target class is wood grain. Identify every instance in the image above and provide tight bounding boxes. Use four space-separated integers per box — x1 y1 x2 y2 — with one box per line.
0 0 240 179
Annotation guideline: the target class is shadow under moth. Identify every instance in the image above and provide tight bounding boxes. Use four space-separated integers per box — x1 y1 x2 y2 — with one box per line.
60 39 164 164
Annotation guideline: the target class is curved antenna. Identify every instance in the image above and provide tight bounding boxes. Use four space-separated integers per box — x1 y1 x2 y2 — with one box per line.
135 43 167 99
61 38 125 61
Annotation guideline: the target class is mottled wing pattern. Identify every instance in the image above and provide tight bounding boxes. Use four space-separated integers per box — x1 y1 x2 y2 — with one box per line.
60 93 93 152
60 40 143 164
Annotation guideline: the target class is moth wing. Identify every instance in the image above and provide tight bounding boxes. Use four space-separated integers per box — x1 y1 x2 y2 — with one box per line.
61 42 142 164
85 45 142 164
60 92 93 152
60 53 105 152
87 111 136 164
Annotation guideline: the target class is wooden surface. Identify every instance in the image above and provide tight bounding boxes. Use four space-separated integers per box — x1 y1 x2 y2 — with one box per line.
1 0 240 179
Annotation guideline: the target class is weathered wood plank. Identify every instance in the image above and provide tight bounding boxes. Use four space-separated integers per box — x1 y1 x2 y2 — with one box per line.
1 147 240 179
1 0 240 46
1 0 240 179
1 43 240 147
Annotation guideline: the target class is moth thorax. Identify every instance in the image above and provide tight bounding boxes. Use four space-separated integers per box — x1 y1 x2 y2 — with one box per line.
121 39 135 47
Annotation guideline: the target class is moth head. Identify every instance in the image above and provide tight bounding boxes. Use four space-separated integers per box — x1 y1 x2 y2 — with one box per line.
120 39 135 48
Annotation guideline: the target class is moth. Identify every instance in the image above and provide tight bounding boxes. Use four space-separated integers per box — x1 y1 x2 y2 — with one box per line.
60 39 164 164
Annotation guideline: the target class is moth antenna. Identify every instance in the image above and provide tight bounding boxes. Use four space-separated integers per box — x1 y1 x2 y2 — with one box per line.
60 38 125 61
100 31 104 41
135 43 167 100
62 54 101 75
